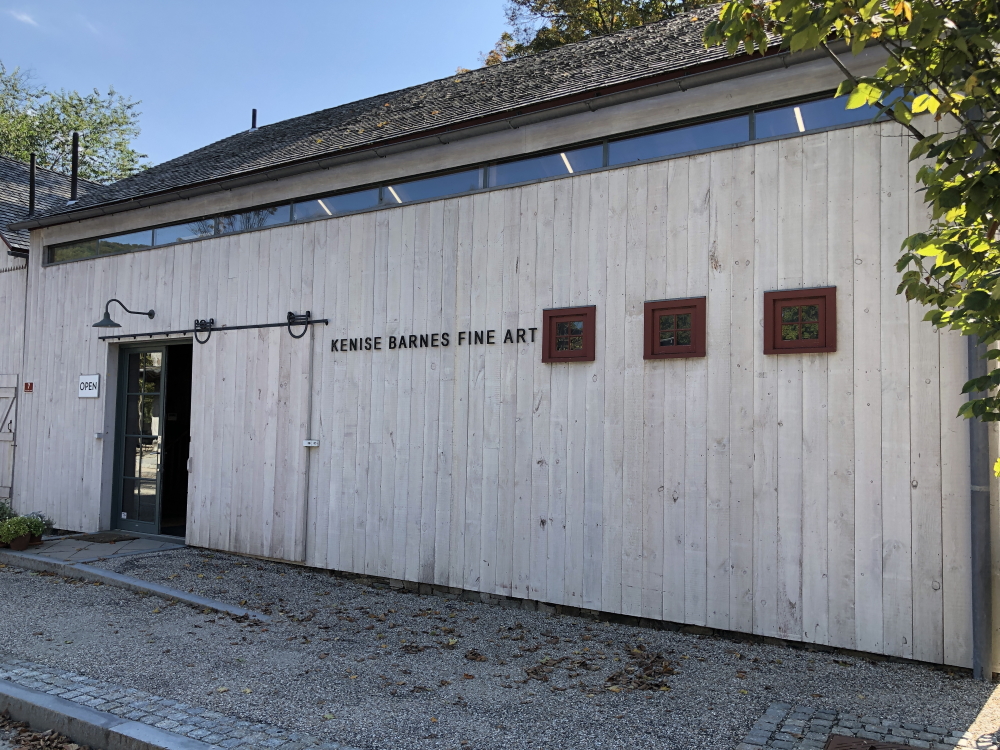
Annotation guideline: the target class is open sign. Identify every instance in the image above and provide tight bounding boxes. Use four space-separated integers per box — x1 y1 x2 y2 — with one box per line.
79 374 100 398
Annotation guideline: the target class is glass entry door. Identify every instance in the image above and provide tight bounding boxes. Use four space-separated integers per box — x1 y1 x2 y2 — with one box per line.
114 348 164 533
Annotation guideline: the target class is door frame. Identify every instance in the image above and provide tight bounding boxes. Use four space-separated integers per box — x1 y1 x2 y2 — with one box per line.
111 343 168 534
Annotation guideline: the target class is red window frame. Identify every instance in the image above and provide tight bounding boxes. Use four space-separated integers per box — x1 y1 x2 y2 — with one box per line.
763 287 837 354
541 305 596 363
643 297 706 359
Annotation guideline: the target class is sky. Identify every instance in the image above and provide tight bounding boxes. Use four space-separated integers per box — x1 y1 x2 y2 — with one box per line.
2 0 510 167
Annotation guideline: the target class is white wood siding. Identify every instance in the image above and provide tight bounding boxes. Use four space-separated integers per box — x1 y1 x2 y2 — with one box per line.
18 120 976 667
0 260 26 504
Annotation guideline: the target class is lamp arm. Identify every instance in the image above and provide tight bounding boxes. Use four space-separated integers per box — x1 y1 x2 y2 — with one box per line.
106 298 155 319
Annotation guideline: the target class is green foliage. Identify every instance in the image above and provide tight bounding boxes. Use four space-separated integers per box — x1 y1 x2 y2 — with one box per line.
0 61 148 184
0 516 32 543
0 500 13 523
22 515 46 537
485 0 713 64
705 0 1000 433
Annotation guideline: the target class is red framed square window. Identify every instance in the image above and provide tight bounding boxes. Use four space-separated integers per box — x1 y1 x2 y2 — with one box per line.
643 297 706 359
542 305 596 363
764 287 837 354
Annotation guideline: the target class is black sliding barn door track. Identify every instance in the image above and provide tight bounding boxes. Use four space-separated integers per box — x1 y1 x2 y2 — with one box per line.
98 311 328 342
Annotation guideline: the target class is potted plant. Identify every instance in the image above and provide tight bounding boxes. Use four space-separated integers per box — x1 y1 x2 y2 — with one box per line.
23 516 46 545
0 517 33 551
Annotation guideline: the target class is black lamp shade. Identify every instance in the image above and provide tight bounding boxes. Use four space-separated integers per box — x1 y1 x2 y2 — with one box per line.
93 311 122 328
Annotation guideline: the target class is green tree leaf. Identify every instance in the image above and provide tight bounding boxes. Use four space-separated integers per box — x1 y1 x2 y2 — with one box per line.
0 61 147 183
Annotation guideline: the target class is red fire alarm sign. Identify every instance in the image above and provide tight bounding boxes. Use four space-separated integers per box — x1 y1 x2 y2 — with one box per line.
23 382 33 393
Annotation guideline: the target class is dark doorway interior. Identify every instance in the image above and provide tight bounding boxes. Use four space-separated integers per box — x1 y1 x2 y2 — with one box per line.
159 343 192 537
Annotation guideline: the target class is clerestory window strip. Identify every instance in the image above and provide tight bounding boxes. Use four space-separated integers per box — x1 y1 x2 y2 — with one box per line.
46 91 891 265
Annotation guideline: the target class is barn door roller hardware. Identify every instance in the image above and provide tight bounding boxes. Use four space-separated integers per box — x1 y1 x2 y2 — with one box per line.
193 318 215 344
287 311 311 339
96 311 328 341
92 298 156 329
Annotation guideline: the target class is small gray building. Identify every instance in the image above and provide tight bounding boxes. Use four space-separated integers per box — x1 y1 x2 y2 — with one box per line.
4 19 988 671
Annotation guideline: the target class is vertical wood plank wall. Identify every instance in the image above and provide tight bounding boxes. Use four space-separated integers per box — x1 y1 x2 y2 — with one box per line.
0 259 26 375
17 121 976 667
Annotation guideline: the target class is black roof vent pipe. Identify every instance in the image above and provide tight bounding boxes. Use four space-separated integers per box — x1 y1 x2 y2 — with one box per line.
68 131 79 205
251 109 257 132
28 153 36 216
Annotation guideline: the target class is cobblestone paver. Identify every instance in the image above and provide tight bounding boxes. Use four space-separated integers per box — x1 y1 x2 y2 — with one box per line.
0 659 361 750
738 702 995 750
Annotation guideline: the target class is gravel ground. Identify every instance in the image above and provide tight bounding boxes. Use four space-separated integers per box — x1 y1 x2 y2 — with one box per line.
0 547 996 750
0 713 88 750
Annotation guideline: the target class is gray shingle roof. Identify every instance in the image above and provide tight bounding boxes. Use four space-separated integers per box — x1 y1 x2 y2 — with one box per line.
0 156 98 251
24 12 734 223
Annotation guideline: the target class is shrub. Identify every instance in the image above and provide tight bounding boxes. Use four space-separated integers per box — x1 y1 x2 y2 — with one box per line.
0 516 32 543
0 501 13 523
24 511 52 533
22 515 46 538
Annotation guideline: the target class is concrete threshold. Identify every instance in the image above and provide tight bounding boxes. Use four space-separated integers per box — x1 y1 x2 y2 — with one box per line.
0 678 212 750
0 549 270 622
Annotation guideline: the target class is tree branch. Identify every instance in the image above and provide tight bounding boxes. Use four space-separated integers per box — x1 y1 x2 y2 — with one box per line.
819 40 929 141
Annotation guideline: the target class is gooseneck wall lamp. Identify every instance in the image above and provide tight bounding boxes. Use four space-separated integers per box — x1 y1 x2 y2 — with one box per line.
92 299 156 329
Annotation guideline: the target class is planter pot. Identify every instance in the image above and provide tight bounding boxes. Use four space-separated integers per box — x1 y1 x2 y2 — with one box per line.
8 534 30 551
29 535 42 546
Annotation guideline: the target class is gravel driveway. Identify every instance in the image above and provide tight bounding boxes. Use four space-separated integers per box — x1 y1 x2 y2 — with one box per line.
0 547 996 750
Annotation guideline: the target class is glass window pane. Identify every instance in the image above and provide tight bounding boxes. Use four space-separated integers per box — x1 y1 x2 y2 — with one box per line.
125 395 141 434
137 438 160 480
676 314 692 330
802 305 819 322
557 321 584 336
802 323 820 340
659 315 675 331
781 324 800 341
121 478 138 520
609 115 749 166
141 352 162 393
154 219 216 245
138 396 155 435
124 436 141 478
677 330 692 346
138 481 157 523
48 240 99 263
781 306 800 323
218 205 290 234
556 336 584 351
99 230 152 255
756 95 885 139
293 189 379 221
386 169 481 204
489 145 603 187
659 331 675 346
127 353 142 394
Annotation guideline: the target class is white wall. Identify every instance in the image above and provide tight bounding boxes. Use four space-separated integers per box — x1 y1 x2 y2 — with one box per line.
17 119 976 667
0 254 26 503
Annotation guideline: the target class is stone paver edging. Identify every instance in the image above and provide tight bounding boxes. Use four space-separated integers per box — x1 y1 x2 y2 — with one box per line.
739 702 994 750
0 550 269 622
0 659 359 750
0 677 213 750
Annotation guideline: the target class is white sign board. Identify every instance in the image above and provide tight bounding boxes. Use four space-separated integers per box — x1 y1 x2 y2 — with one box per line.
79 374 100 398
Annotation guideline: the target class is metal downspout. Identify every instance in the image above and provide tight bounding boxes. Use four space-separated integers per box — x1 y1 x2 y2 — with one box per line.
300 322 316 563
969 334 994 680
